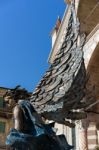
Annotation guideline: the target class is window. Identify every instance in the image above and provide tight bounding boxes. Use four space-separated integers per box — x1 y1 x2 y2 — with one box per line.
0 97 4 108
0 122 5 133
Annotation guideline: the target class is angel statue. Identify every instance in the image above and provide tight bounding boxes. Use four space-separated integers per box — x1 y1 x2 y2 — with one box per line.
6 0 93 149
6 100 73 150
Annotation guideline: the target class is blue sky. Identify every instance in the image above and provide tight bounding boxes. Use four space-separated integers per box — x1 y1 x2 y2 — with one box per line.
0 0 66 92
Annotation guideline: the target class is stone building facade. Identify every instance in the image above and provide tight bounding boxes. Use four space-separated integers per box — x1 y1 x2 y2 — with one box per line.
49 0 99 150
0 86 31 149
0 87 13 150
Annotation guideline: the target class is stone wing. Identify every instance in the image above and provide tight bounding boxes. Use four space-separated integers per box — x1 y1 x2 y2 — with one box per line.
30 2 88 126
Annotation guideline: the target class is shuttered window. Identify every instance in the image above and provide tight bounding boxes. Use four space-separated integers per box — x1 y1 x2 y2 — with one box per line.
0 97 4 108
0 122 5 133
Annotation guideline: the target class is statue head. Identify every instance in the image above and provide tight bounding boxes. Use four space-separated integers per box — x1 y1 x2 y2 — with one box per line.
4 86 31 109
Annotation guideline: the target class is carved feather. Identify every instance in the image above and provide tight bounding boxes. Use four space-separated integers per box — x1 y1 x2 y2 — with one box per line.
30 1 88 126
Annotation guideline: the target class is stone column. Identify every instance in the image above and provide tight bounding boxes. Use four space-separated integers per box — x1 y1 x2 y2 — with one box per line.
75 124 80 150
87 122 98 150
97 123 99 144
79 120 88 150
97 130 99 144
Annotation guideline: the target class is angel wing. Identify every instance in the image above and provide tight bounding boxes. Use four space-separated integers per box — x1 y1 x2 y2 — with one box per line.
30 1 88 127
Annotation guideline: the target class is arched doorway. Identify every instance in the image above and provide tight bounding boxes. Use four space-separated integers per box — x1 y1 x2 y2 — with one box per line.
85 43 99 149
87 43 99 111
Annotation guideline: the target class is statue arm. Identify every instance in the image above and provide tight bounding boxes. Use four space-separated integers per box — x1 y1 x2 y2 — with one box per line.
13 105 24 131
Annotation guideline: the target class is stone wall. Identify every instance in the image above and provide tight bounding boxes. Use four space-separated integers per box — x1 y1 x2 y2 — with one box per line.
0 88 13 147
